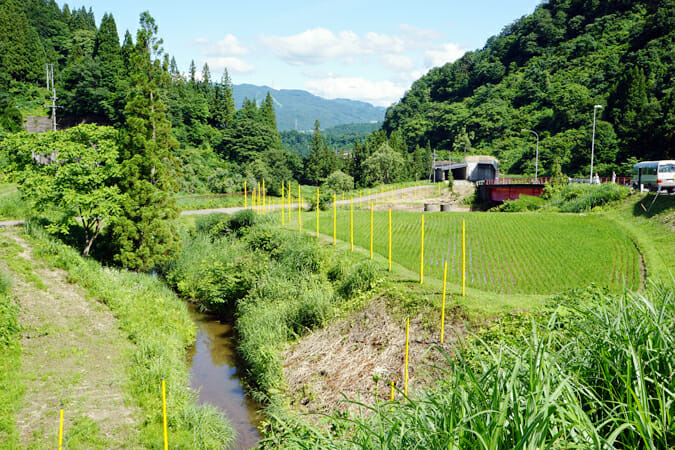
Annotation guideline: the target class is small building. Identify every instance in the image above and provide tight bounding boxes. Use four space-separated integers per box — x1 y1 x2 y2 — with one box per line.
433 155 499 182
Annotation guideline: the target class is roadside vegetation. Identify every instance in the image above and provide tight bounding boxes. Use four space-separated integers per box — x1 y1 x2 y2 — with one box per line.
0 268 20 447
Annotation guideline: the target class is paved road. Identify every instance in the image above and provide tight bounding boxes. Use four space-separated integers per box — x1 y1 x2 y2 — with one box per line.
0 185 444 225
179 184 441 216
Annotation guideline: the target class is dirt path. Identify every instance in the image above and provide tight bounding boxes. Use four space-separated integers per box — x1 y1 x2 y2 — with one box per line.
0 228 138 448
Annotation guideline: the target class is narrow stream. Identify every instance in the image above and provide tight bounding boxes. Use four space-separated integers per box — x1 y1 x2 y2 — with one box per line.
186 303 262 449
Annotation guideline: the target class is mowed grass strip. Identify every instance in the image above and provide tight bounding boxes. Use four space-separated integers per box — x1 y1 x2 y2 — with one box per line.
294 210 640 295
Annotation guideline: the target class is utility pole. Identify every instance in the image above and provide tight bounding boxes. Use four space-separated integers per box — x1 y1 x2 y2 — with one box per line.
45 63 57 131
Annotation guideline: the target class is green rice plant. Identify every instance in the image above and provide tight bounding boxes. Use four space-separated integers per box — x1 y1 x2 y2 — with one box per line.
300 209 641 295
24 222 236 449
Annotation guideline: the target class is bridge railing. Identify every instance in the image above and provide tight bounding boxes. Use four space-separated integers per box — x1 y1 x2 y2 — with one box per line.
483 177 551 185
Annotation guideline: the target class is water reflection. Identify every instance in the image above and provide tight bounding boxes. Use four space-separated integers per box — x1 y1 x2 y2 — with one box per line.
186 303 262 449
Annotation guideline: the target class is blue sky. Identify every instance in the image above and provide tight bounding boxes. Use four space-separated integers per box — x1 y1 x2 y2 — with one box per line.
76 0 542 106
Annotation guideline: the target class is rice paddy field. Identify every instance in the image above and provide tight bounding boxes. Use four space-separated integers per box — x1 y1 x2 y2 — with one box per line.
291 208 641 295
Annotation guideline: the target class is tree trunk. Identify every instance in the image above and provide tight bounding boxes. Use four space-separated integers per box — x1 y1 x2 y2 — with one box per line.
82 220 103 258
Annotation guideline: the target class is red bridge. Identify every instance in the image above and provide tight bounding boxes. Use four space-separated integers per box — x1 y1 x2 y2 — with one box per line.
476 177 550 203
477 176 631 203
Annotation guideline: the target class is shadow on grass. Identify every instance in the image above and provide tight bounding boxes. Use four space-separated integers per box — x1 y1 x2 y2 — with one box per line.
632 193 675 217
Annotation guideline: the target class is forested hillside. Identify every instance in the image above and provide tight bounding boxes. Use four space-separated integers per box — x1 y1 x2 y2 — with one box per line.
383 0 675 176
233 84 384 131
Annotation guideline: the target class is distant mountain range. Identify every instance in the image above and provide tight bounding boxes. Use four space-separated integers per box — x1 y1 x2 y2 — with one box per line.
232 84 386 132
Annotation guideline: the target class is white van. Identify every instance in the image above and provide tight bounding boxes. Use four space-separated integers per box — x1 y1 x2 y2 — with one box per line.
632 160 675 192
631 160 675 192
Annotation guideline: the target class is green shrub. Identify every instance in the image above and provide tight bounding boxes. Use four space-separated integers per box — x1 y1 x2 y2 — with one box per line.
278 234 325 273
194 213 229 235
493 194 545 212
322 170 354 194
288 287 333 335
338 260 380 299
550 183 630 212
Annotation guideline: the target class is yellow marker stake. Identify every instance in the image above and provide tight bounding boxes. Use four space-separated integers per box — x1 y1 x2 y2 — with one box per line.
441 260 447 343
58 403 64 450
420 214 425 284
370 202 373 259
162 377 168 450
390 381 395 401
263 179 266 214
404 317 410 397
359 190 362 207
350 197 354 251
299 185 302 232
244 181 247 209
333 194 336 245
281 182 285 225
316 187 320 238
462 218 466 297
388 209 392 271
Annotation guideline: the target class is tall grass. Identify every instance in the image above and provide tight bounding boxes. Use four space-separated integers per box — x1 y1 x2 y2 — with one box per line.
263 285 675 448
0 190 30 220
24 221 236 449
0 269 22 448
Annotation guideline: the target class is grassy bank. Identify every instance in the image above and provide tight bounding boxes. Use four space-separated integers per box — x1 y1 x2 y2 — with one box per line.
23 222 235 449
165 211 383 407
0 269 21 447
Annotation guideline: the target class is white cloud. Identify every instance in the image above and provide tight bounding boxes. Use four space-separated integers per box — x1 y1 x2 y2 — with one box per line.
399 24 444 42
193 34 249 57
305 76 405 107
204 57 255 74
380 54 414 72
424 42 467 68
258 28 407 66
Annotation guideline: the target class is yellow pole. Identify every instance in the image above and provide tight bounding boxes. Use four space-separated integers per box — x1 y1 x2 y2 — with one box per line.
244 181 247 209
281 182 285 225
298 185 302 232
316 187 320 238
404 317 410 397
441 261 447 343
420 214 425 284
370 202 373 259
263 179 266 214
333 194 336 245
390 381 395 401
58 403 63 450
462 218 466 297
388 208 392 271
350 197 353 251
359 190 362 207
162 377 168 450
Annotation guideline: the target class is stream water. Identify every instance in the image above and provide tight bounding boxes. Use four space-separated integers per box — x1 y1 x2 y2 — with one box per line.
186 303 262 449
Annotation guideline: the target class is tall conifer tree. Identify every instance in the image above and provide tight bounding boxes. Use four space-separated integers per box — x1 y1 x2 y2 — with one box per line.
111 11 181 271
